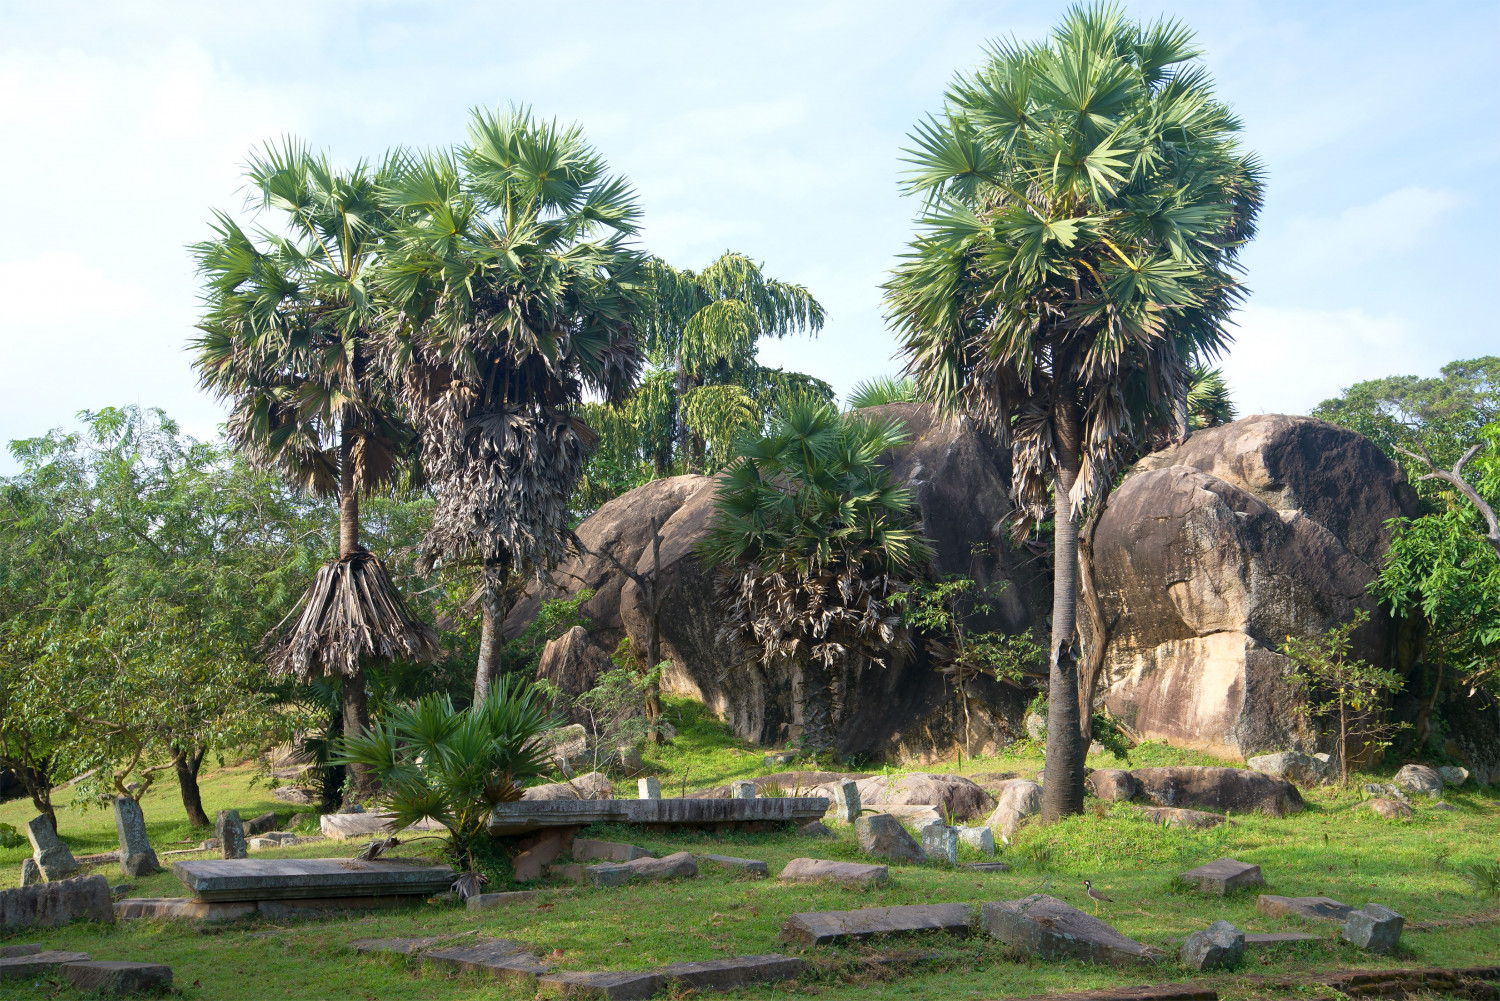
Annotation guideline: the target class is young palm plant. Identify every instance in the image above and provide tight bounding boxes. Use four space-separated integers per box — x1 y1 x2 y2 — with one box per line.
378 106 647 703
701 400 933 752
192 142 437 798
333 676 560 870
885 4 1263 821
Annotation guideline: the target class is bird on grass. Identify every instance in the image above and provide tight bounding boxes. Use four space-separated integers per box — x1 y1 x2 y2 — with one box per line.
1083 879 1113 915
355 835 399 861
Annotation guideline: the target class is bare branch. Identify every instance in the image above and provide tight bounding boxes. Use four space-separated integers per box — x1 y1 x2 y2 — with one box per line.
1396 444 1500 559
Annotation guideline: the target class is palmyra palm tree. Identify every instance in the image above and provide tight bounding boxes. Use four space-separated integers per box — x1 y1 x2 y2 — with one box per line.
378 106 647 702
192 142 437 798
885 3 1263 821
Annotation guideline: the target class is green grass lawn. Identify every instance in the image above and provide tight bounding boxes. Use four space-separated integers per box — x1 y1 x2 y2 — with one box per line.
2 700 1497 1000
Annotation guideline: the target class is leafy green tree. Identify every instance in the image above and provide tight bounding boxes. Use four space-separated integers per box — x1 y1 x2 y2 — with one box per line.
378 106 646 703
885 4 1263 821
1185 366 1236 431
1281 610 1408 786
192 143 436 799
702 400 933 752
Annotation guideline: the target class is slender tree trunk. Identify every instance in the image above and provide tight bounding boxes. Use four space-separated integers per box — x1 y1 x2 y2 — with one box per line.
1041 399 1086 824
337 424 375 802
642 520 664 740
474 555 512 705
1172 392 1190 444
173 743 210 828
1414 659 1444 749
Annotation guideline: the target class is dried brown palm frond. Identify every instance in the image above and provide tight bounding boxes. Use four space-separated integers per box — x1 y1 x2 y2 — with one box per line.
263 548 439 682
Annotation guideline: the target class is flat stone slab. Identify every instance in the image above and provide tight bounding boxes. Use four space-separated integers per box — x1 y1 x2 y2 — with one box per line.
780 903 971 946
982 895 1158 965
424 938 546 982
0 874 114 929
778 858 889 888
1139 807 1225 829
539 969 667 1000
573 839 655 863
588 851 698 887
488 797 829 835
1245 931 1320 947
351 936 456 955
659 954 802 990
0 944 41 958
0 950 92 980
172 858 455 901
965 862 1011 872
701 854 769 877
1179 858 1264 895
63 960 172 995
467 890 540 911
1257 894 1352 923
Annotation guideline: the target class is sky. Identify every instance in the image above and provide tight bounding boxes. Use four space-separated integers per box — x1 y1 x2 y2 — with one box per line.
1 0 1496 468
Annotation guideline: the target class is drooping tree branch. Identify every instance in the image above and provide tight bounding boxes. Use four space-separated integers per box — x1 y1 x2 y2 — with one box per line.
1397 443 1500 558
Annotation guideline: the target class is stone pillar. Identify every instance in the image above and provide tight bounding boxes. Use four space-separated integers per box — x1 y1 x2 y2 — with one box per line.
919 822 958 866
637 777 661 800
215 810 247 860
832 781 861 824
730 780 756 800
113 797 161 877
24 815 77 881
20 858 42 886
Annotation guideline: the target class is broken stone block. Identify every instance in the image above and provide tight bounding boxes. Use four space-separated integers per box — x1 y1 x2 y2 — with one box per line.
1437 765 1470 786
244 811 278 836
730 780 756 799
831 780 861 824
538 969 666 1000
637 776 661 799
1365 798 1413 820
981 894 1157 965
1342 903 1403 954
918 822 957 866
777 858 888 888
0 950 92 981
987 780 1043 837
19 859 41 886
798 820 833 838
701 854 769 877
588 851 697 887
779 903 971 946
423 938 545 983
855 813 923 863
515 826 579 882
214 810 247 860
956 826 995 855
1179 858 1263 896
659 954 802 990
1179 920 1244 971
112 797 161 878
572 839 653 863
0 875 114 929
1257 895 1351 923
23 814 77 881
62 960 173 995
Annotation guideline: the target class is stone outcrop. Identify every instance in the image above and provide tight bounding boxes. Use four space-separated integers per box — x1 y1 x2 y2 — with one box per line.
1129 766 1303 817
849 772 994 821
1095 415 1419 760
505 404 1048 762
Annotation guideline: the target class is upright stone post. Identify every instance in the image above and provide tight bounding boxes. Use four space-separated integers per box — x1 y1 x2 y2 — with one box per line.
215 810 247 860
832 781 861 824
24 815 77 881
637 777 661 800
113 797 161 877
730 780 757 800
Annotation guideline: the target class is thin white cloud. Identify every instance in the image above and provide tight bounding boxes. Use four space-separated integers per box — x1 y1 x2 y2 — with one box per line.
1278 186 1459 271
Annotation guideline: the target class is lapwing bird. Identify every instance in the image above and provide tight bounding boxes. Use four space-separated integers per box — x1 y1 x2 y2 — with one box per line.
355 835 399 861
1083 879 1113 915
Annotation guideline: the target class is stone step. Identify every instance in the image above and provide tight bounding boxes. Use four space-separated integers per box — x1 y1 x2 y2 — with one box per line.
780 903 972 946
171 858 455 901
700 855 769 877
0 950 92 980
63 960 173 995
777 858 889 888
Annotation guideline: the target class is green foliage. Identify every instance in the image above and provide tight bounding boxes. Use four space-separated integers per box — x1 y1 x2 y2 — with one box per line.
1281 610 1408 785
846 376 920 410
333 677 561 864
1185 366 1236 430
679 385 761 472
1024 691 1133 762
1462 860 1500 898
902 576 1044 686
0 823 24 849
574 663 664 768
502 590 596 680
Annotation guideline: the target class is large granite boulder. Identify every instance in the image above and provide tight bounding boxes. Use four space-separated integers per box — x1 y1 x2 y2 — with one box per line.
1130 767 1303 817
986 780 1043 838
852 773 995 821
1095 416 1418 760
506 404 1047 762
537 628 616 711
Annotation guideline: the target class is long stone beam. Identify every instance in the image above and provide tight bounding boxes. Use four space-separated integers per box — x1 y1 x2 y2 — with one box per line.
172 859 456 902
485 798 829 836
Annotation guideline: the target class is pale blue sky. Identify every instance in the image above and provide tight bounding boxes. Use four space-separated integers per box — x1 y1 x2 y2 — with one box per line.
1 1 1496 468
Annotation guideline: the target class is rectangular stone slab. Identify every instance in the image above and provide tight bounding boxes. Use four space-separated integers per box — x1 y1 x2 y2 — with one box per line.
487 798 829 835
62 960 173 995
659 954 802 990
780 903 972 946
573 839 654 863
172 858 455 901
1257 894 1351 923
0 950 92 980
777 858 889 887
539 969 667 1000
423 938 545 982
1179 858 1263 895
701 855 769 877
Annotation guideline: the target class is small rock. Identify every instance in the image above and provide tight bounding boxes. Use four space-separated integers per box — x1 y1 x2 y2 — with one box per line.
1247 750 1330 787
1084 769 1137 802
19 859 41 886
588 851 697 887
1179 858 1263 896
637 776 661 800
337 803 366 814
730 780 757 800
778 858 888 888
1342 903 1403 954
1180 920 1243 971
244 811 278 836
918 822 957 866
1257 894 1351 923
1025 712 1045 742
110 884 134 900
1140 807 1225 829
957 826 995 855
855 814 924 863
1362 782 1411 805
1432 802 1457 812
831 780 861 824
764 752 798 767
986 780 1042 838
1393 763 1443 798
63 960 173 995
701 854 769 877
1437 765 1470 787
797 820 833 838
1365 797 1413 820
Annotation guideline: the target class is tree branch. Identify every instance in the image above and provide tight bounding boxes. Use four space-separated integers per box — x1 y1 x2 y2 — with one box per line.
1397 444 1500 559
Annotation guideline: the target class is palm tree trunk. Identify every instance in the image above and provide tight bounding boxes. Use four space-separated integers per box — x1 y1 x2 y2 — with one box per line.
337 423 375 801
171 743 210 828
1041 399 1086 824
474 556 510 704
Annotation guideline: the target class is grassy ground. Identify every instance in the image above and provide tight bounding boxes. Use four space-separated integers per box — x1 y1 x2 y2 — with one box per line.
2 699 1497 1000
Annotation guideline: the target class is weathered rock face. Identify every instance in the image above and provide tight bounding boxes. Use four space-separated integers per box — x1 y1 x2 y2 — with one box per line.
1095 415 1419 760
507 404 1047 762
